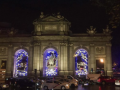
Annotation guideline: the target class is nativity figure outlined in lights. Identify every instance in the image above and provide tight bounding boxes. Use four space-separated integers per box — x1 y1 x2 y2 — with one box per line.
45 51 58 76
75 49 88 76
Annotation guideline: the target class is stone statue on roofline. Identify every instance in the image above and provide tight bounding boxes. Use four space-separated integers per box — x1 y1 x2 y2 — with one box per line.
103 25 112 35
87 26 96 36
7 27 18 36
40 12 44 18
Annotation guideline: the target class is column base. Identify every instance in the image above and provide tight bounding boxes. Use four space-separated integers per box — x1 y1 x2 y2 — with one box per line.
28 70 40 78
59 71 73 76
107 71 113 76
6 71 13 78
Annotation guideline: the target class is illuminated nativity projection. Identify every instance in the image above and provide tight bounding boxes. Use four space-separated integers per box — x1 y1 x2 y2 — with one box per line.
13 49 28 77
44 49 58 76
75 49 88 76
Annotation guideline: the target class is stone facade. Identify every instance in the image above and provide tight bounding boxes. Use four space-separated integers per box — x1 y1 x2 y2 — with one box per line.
0 13 113 77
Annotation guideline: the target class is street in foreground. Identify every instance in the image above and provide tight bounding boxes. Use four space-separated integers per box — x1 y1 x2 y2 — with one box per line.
7 84 120 90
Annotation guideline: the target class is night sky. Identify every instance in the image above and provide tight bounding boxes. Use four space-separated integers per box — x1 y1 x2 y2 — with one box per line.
0 0 120 67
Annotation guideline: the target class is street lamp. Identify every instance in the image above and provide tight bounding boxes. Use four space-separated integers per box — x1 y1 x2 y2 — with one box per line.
100 59 103 62
100 59 104 75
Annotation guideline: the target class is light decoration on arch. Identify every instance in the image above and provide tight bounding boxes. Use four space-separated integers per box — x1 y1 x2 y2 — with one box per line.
45 50 58 76
14 50 28 77
75 49 88 76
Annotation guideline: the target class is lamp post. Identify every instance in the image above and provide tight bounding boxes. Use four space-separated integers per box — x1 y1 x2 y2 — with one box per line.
100 59 104 75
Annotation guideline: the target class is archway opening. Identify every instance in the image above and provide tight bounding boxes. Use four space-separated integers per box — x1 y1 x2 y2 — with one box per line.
43 48 58 76
13 49 28 78
75 49 88 76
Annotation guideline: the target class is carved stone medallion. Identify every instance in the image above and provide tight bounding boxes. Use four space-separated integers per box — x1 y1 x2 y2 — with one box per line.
95 46 105 54
0 47 8 55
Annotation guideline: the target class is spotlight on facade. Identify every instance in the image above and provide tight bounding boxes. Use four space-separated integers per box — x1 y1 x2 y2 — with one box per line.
100 59 104 63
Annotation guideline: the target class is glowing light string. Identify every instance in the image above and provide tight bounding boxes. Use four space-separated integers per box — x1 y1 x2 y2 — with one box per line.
45 50 58 76
14 49 28 77
75 49 88 76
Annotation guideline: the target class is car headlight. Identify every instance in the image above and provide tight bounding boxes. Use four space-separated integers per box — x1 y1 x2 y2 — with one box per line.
66 84 69 87
36 83 39 85
75 79 78 82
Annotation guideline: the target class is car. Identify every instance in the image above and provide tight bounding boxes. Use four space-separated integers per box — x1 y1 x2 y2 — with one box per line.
97 76 116 85
15 79 35 89
75 75 94 85
42 80 69 90
42 80 70 90
0 83 9 90
56 78 78 87
83 81 89 86
5 78 17 86
113 70 120 77
115 79 120 86
59 75 78 83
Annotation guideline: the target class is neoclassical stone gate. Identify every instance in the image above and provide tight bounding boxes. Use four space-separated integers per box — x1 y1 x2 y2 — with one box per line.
0 13 113 77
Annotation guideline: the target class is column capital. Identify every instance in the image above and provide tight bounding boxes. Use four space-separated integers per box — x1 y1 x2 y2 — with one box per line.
106 43 112 47
90 44 94 46
60 42 67 46
33 42 40 46
69 43 73 46
8 44 13 47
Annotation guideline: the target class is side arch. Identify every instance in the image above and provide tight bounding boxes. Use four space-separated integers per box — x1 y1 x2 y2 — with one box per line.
13 49 29 77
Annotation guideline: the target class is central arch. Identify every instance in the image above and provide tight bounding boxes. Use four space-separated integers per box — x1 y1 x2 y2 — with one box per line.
43 48 58 76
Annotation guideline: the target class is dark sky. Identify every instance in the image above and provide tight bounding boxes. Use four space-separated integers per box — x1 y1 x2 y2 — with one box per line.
0 0 120 66
0 0 108 33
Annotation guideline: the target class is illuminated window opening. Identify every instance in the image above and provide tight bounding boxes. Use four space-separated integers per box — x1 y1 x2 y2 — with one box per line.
13 49 28 78
43 48 58 76
75 49 88 76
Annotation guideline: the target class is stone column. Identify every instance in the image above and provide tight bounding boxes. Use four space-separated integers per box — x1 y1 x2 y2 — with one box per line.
106 43 112 75
39 45 43 77
59 43 65 75
68 43 74 75
33 42 40 76
6 44 13 77
64 43 68 75
28 44 33 77
90 44 95 73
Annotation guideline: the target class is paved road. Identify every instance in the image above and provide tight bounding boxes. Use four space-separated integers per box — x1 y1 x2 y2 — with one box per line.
8 84 120 90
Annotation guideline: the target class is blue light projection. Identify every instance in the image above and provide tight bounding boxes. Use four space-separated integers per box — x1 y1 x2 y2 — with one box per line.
14 49 28 77
44 50 58 76
75 49 88 76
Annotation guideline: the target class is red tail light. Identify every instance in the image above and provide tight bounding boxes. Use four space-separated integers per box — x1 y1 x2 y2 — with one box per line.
97 79 101 82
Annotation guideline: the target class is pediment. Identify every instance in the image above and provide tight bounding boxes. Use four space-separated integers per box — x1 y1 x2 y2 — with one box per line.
42 16 61 22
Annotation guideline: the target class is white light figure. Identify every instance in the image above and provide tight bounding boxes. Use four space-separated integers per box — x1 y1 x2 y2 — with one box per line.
47 52 56 66
76 50 88 76
46 69 57 76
